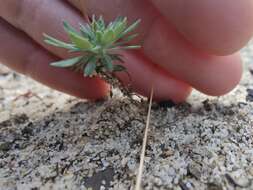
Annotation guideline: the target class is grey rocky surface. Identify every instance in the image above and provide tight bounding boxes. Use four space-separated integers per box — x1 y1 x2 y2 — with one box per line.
0 43 253 190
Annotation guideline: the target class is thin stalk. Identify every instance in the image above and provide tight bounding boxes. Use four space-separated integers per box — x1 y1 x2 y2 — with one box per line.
135 86 154 190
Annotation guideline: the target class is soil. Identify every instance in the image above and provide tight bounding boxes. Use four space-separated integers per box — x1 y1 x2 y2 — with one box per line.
0 43 253 190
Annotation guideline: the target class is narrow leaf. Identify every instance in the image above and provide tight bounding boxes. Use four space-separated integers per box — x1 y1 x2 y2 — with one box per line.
110 45 141 50
102 29 115 45
121 45 141 49
68 31 93 49
113 17 127 37
120 19 141 38
91 15 98 32
63 21 79 35
97 16 105 30
50 56 83 68
109 33 139 48
44 34 75 50
121 33 139 43
89 46 100 54
110 54 124 63
113 64 126 72
103 55 114 72
84 56 97 76
80 23 95 39
96 31 103 43
112 17 126 30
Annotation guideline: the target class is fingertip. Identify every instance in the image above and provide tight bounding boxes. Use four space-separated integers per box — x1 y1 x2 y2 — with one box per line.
195 54 243 96
72 77 110 100
152 74 192 102
115 52 192 102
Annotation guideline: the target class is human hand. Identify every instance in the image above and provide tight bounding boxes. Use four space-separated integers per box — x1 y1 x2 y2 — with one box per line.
0 0 252 102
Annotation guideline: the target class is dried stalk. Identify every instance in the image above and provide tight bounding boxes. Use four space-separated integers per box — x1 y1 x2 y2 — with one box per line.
135 86 154 190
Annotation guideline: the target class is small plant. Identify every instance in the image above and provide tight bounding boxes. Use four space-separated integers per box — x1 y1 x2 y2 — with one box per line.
44 16 141 96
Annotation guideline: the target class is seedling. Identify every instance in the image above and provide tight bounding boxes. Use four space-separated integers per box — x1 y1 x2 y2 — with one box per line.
44 16 150 189
44 15 141 96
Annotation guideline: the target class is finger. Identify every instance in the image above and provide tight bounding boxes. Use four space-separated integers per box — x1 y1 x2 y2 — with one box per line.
0 0 83 59
67 0 243 96
114 51 192 102
0 18 108 100
0 0 192 101
144 19 243 96
150 0 253 55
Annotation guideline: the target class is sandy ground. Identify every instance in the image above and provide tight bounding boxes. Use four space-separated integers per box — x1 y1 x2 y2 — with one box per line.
0 43 253 190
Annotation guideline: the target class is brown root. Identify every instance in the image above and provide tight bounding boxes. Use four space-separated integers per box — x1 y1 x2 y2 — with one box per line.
99 72 132 97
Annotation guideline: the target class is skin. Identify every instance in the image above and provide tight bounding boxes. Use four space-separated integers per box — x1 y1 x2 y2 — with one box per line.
0 0 252 102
